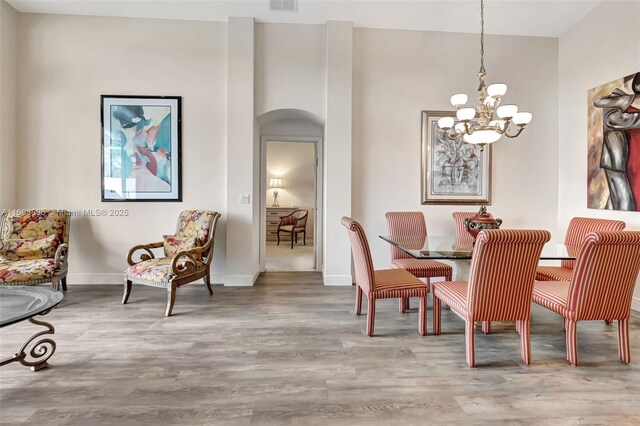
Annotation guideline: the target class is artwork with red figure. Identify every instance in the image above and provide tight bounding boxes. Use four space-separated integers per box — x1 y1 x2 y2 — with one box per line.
588 72 640 211
101 96 181 201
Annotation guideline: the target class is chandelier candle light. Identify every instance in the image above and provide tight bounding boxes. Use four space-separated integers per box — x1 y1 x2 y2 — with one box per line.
437 0 532 150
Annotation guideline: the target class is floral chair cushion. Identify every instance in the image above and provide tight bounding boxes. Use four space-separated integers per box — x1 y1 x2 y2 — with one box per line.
175 211 214 248
0 235 59 261
126 257 204 285
163 235 197 257
0 259 56 283
1 210 69 245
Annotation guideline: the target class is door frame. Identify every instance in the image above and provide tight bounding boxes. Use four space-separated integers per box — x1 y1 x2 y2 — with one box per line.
260 136 323 272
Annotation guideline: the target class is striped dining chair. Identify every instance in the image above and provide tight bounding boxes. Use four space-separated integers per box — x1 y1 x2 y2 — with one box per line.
452 211 476 249
342 217 429 336
432 229 551 367
385 212 452 313
536 217 625 282
533 231 640 366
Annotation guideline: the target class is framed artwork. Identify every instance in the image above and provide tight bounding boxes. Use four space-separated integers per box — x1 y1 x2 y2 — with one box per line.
587 72 640 211
421 110 491 205
101 95 182 202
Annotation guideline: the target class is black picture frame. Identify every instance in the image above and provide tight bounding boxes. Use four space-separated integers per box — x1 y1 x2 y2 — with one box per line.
101 95 182 202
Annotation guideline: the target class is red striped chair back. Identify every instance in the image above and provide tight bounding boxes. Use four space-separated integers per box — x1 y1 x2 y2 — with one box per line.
467 229 551 321
568 231 640 321
452 212 476 248
562 217 626 269
385 212 427 260
341 217 375 293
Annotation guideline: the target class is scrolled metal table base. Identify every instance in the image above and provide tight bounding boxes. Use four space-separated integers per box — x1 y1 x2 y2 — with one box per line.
0 308 56 372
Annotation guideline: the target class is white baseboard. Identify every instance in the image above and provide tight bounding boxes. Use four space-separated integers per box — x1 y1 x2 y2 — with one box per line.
632 296 640 312
323 274 353 286
224 272 259 287
66 273 225 285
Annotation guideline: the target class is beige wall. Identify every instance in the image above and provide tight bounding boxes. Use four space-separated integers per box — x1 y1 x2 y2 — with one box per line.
16 13 227 283
266 141 316 236
0 0 18 209
353 28 559 267
558 0 640 309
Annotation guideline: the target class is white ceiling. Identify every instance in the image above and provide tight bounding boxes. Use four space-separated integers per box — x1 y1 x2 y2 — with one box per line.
7 0 603 37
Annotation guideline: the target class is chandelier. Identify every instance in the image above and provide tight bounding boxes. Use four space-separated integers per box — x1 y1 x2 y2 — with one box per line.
437 0 532 149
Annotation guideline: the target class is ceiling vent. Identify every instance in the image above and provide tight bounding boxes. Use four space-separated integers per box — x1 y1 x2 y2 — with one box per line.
270 0 297 12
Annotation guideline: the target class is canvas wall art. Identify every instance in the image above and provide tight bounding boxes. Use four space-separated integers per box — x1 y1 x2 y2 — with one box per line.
421 110 491 205
587 72 640 211
101 96 182 201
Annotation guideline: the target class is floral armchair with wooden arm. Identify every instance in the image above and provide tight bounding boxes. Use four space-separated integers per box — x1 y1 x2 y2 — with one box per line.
123 210 221 316
0 210 70 291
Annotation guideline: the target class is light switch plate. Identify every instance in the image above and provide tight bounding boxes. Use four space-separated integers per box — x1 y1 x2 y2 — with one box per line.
239 194 251 204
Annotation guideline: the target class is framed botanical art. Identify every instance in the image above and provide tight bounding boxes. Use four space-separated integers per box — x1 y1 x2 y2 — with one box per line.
101 95 182 202
421 110 491 205
587 72 640 211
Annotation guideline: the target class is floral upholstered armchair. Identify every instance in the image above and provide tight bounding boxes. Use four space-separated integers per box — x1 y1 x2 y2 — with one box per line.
0 210 70 291
123 210 221 316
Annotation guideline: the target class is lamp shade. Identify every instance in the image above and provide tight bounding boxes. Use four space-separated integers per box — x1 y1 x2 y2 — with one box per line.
456 107 476 121
497 104 518 119
512 112 533 125
450 93 468 107
463 129 502 145
269 178 283 189
437 117 455 129
487 83 507 97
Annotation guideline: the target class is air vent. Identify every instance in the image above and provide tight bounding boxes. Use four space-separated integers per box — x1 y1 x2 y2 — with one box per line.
270 0 297 12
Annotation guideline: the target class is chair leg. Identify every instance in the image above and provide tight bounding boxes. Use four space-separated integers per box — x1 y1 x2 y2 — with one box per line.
565 319 578 366
291 232 294 249
433 295 441 335
204 270 213 295
355 286 363 316
122 280 132 304
518 320 531 365
482 321 491 334
166 284 177 317
418 296 427 336
51 279 60 292
466 320 476 367
366 298 376 336
605 320 613 325
618 319 630 364
303 231 306 245
399 297 409 313
61 277 68 292
277 231 281 245
516 320 521 334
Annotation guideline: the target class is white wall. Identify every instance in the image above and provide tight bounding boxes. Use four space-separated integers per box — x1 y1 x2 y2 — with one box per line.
15 13 228 283
558 0 640 309
266 141 316 236
353 28 559 268
0 0 18 209
255 23 326 120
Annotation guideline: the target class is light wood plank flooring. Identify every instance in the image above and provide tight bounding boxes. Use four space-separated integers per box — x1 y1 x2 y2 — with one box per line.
1 272 639 425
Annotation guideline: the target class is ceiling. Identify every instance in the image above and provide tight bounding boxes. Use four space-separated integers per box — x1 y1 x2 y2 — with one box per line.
7 0 603 37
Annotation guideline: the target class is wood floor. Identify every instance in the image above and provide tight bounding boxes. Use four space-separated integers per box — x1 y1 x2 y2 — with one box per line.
1 272 639 425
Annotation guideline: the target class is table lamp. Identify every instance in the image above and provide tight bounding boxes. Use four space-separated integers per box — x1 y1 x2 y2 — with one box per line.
269 177 283 207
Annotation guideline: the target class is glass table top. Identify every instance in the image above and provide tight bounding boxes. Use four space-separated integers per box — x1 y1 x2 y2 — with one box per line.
379 235 578 260
0 287 63 328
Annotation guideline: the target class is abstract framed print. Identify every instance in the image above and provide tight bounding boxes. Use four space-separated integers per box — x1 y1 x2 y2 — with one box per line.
101 95 182 202
421 110 491 205
587 72 640 211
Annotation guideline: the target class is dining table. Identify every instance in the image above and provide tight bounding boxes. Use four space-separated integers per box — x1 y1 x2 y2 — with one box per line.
379 235 578 280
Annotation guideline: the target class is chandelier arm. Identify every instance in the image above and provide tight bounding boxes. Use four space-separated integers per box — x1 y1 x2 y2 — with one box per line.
503 125 525 139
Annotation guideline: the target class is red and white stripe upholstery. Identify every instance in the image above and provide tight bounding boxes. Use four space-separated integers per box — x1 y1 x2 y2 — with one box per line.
536 217 625 282
452 212 476 248
342 217 429 337
533 231 640 366
385 212 452 313
432 229 551 367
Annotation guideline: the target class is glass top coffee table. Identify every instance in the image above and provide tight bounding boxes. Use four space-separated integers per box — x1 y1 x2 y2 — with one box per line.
0 286 63 371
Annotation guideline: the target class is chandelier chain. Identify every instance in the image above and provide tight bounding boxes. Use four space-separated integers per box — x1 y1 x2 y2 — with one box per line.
480 0 485 74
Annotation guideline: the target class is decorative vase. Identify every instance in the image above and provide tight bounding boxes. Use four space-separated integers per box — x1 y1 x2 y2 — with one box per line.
464 205 502 242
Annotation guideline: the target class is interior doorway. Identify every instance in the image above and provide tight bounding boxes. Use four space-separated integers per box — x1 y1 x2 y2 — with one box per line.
261 138 322 272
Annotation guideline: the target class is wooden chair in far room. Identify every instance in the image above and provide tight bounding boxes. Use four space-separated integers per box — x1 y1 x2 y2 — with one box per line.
432 229 551 367
385 212 452 313
533 231 640 366
277 210 309 249
342 217 429 337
